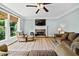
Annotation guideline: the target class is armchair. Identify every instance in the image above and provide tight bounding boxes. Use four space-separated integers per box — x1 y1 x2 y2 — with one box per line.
27 32 34 41
16 32 26 42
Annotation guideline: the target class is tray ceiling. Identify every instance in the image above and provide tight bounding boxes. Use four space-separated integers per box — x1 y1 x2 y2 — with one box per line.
2 3 79 19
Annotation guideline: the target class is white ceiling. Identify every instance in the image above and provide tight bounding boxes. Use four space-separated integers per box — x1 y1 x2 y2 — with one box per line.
2 3 79 19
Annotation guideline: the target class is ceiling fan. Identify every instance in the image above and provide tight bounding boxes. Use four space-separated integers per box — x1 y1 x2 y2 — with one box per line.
26 3 51 14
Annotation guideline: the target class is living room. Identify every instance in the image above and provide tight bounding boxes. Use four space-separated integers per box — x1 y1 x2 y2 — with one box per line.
0 3 79 56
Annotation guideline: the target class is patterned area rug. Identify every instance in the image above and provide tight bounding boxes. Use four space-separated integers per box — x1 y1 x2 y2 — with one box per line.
8 50 57 56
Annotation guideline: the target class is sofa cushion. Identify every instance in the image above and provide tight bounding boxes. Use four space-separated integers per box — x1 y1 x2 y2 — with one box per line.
62 39 72 46
68 32 77 41
73 36 79 42
29 50 57 56
0 44 8 52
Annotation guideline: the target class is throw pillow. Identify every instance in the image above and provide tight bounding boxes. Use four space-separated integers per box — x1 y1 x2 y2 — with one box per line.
0 44 8 52
68 32 77 42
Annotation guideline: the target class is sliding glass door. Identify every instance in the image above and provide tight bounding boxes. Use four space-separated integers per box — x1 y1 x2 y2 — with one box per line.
0 10 18 41
10 21 17 37
10 15 18 37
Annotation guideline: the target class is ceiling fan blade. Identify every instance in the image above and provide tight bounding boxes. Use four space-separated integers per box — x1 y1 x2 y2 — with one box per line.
43 7 49 12
43 3 52 5
26 5 37 7
36 9 40 14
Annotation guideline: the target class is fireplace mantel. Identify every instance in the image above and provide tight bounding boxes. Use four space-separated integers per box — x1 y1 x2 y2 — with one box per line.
35 26 48 36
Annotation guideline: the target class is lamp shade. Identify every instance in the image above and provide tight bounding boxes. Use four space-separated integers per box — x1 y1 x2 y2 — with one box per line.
58 28 62 31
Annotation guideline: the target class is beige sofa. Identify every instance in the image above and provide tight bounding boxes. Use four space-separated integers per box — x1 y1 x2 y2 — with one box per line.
60 32 79 46
55 42 77 56
58 32 79 55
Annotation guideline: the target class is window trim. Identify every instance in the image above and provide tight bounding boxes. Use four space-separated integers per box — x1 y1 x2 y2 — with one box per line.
0 9 19 41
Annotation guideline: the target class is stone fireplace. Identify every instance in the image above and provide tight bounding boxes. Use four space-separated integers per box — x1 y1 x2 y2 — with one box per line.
35 29 46 36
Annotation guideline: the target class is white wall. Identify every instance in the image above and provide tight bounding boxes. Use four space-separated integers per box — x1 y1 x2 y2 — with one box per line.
24 20 35 35
58 8 79 33
23 8 79 35
19 18 25 32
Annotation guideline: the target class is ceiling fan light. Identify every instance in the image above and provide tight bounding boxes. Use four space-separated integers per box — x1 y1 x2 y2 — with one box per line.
40 4 44 8
37 4 40 9
37 4 44 9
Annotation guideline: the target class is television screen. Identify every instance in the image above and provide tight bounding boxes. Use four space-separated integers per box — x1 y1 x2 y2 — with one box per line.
35 19 46 26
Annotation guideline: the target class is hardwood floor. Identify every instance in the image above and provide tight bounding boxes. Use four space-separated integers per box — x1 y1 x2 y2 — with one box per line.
8 37 55 51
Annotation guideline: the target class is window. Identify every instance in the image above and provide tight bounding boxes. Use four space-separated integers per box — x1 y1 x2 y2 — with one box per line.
0 18 5 40
0 10 18 40
10 15 18 37
10 22 17 37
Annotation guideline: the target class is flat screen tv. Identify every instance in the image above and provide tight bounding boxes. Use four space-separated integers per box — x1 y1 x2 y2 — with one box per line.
35 19 46 26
